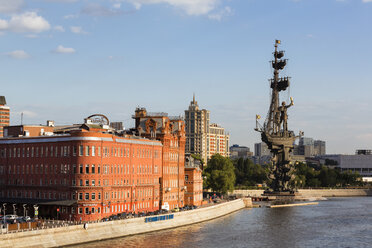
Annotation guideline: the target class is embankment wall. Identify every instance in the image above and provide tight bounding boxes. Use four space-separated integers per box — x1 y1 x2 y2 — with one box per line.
233 188 372 197
0 199 247 248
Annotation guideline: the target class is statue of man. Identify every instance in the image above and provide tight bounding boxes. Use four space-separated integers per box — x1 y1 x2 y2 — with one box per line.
278 97 294 132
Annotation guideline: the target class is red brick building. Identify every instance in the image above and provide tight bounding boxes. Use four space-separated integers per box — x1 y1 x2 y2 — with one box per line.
0 118 163 221
133 108 186 210
184 155 203 206
0 96 10 138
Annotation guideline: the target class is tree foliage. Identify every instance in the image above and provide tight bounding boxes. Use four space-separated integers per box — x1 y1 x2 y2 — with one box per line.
203 154 236 194
293 162 361 188
233 158 268 187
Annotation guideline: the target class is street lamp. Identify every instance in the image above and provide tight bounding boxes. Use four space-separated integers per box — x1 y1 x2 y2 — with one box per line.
23 204 27 217
2 203 6 227
33 205 38 220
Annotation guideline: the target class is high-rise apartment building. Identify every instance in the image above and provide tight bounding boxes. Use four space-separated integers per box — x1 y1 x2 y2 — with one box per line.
208 123 230 158
0 96 10 138
184 95 210 162
185 96 230 162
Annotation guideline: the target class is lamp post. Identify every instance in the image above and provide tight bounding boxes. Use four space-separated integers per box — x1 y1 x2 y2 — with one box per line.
12 204 16 216
2 203 6 221
33 205 38 220
23 204 27 217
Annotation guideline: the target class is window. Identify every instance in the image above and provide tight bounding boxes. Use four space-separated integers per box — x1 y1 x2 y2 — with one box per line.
98 165 100 174
85 180 89 186
98 147 101 156
73 165 76 174
92 180 95 186
98 193 101 200
86 146 90 156
72 180 76 186
78 193 83 200
91 164 95 174
85 207 89 214
85 193 89 200
92 193 96 200
78 208 82 214
92 146 95 156
85 164 89 174
80 179 83 186
91 208 95 214
79 165 83 174
79 145 83 156
73 146 77 156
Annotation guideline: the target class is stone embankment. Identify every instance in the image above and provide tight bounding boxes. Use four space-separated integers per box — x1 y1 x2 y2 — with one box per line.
0 199 251 248
233 188 372 198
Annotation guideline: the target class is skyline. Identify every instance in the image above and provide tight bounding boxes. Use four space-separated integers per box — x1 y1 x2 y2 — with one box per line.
1 0 372 154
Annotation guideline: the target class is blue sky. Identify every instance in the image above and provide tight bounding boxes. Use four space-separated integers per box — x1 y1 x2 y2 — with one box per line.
1 0 372 154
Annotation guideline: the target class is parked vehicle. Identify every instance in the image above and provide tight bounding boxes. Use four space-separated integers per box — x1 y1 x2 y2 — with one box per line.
5 215 17 220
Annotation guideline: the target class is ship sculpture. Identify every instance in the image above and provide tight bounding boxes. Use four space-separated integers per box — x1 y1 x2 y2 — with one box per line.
255 40 302 195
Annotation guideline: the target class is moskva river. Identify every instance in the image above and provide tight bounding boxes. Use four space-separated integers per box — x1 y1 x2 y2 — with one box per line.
73 197 372 248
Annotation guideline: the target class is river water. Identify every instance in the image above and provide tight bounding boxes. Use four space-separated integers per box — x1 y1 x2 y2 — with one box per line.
73 197 372 248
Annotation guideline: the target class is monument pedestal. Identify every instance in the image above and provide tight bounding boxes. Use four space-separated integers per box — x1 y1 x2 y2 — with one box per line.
263 191 301 204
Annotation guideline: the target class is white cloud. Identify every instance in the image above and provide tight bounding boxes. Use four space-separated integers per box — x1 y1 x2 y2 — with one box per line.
208 6 232 21
45 0 79 2
113 3 122 9
125 0 220 15
0 0 24 14
81 3 122 16
54 25 65 32
53 45 76 54
64 14 79 19
6 50 30 59
70 26 87 34
0 12 51 33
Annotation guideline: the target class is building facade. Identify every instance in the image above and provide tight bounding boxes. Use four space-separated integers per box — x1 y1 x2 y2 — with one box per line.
317 154 372 177
0 96 10 138
184 155 203 207
207 123 230 159
185 95 230 162
133 108 186 211
184 95 210 162
0 126 163 221
230 144 253 160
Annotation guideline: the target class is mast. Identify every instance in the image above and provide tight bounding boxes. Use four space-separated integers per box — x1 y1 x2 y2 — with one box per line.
264 40 289 136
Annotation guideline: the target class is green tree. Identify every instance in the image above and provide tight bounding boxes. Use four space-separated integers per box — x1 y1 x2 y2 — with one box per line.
233 158 268 187
203 154 236 194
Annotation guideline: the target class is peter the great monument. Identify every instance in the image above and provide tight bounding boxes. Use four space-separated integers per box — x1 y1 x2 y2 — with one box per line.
255 40 302 198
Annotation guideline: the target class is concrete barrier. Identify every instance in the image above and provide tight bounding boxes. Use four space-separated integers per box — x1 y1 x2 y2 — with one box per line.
0 199 247 248
233 189 372 198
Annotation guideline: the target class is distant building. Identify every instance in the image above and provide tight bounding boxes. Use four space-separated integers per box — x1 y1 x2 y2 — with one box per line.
230 144 253 159
0 96 10 138
356 149 372 155
4 123 54 138
110 122 124 131
207 123 230 159
184 154 203 207
185 95 210 162
185 95 230 161
317 154 372 177
296 137 326 157
254 142 270 157
314 140 326 156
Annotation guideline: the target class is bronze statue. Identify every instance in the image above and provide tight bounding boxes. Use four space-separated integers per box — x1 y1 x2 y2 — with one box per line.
278 97 293 132
255 40 302 195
